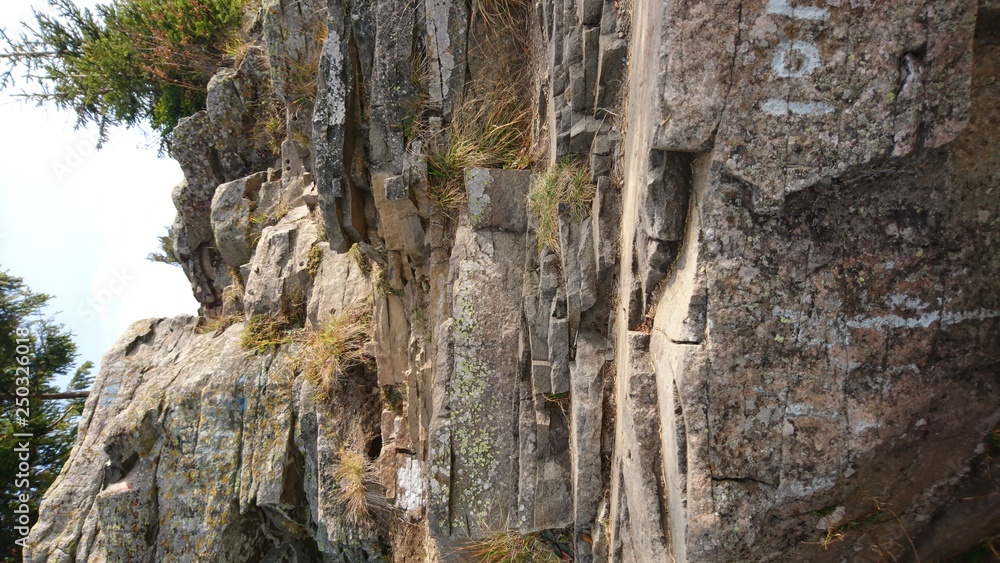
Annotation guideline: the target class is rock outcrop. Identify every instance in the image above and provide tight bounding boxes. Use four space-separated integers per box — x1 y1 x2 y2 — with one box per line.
26 0 1000 561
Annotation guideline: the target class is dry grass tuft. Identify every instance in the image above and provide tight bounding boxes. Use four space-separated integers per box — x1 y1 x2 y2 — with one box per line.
424 81 532 216
332 447 393 526
300 303 373 397
241 314 296 351
198 313 243 336
457 530 564 563
472 0 530 31
348 243 370 274
527 158 595 251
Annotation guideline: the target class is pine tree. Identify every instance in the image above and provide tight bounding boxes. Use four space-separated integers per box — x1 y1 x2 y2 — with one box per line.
0 269 91 559
0 0 247 148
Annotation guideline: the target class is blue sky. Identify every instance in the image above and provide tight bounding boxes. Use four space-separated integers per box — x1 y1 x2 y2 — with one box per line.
0 1 199 386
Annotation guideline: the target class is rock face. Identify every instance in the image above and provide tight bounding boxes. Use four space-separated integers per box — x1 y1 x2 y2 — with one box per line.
618 1 1000 561
26 0 1000 562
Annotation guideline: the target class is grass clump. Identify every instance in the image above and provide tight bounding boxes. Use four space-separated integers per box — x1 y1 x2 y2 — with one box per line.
300 303 372 397
332 446 392 526
247 200 290 247
472 0 529 30
241 314 295 352
458 531 564 563
198 313 242 335
306 244 323 278
278 17 327 108
348 243 370 274
527 158 595 251
424 81 531 216
370 262 402 298
253 92 287 154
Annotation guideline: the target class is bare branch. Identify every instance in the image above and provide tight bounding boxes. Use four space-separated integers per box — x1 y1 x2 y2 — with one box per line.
0 390 90 400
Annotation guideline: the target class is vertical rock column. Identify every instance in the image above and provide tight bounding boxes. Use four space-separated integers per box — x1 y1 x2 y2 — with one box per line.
427 169 530 546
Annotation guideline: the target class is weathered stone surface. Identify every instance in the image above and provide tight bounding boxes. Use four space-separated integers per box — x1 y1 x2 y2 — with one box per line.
368 0 417 173
171 112 227 250
212 171 267 268
647 0 977 211
634 150 691 311
595 34 627 110
170 206 222 314
465 168 532 232
32 0 1000 561
305 243 371 330
243 205 320 317
581 26 600 113
206 65 266 180
427 171 529 544
311 0 351 252
28 288 386 562
609 333 669 562
570 331 610 560
619 9 1000 560
373 173 428 265
570 115 599 154
424 0 468 118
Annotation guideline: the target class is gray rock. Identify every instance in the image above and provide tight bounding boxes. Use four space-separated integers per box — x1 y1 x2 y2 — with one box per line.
570 331 611 560
27 312 388 562
646 0 976 210
578 0 602 26
595 34 626 110
429 226 525 539
243 206 320 317
305 243 372 330
311 0 351 252
465 168 532 232
206 66 265 179
373 173 428 265
171 112 226 250
568 63 586 115
212 172 267 268
369 0 417 172
426 169 530 544
570 115 599 154
609 333 669 561
582 26 600 112
171 206 224 314
424 0 468 118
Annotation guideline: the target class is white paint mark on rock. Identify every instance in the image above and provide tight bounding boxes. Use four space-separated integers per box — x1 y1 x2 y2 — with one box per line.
771 40 823 78
762 99 835 116
766 0 830 21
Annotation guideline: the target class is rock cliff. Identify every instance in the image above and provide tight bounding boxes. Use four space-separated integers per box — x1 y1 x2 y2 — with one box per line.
26 0 1000 561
